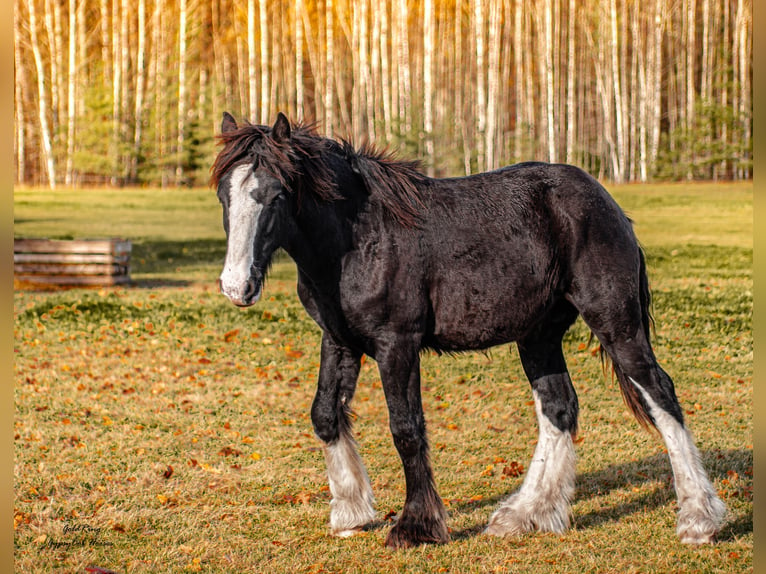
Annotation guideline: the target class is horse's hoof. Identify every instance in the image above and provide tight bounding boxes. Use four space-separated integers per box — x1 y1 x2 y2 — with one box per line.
484 500 569 538
385 518 450 549
679 530 717 545
483 510 530 538
677 494 726 544
331 527 364 538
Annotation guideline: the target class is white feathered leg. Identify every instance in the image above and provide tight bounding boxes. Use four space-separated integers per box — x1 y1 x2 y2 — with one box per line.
324 431 376 537
631 379 726 543
485 390 576 536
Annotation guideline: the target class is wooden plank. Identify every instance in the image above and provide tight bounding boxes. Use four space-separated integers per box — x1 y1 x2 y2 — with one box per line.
14 253 130 265
14 263 126 276
13 238 132 286
14 238 131 255
15 274 131 286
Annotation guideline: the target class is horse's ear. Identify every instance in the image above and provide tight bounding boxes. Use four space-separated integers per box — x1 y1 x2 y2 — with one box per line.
272 112 291 143
221 112 237 134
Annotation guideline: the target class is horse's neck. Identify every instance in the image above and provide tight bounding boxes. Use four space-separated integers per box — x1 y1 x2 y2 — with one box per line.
285 195 354 288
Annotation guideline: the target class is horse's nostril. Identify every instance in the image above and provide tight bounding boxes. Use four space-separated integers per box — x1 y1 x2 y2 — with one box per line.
243 278 257 301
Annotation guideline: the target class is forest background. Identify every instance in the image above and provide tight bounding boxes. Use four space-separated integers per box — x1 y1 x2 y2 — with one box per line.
13 0 753 188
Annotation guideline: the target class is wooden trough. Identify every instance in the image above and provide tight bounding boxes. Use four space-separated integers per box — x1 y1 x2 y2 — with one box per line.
14 238 132 286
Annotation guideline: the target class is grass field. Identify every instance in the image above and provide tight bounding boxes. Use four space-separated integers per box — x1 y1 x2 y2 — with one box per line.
14 182 752 573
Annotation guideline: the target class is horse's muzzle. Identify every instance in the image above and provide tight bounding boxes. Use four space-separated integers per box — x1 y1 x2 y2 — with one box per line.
219 276 261 307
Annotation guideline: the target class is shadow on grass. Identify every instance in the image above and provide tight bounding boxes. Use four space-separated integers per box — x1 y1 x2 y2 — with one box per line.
126 239 296 288
130 238 225 275
449 448 752 543
130 278 194 288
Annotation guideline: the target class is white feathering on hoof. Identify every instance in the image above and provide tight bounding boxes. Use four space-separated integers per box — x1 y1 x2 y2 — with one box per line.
630 378 727 544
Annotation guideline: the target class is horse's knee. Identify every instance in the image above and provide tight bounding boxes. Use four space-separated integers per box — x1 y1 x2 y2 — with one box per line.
531 374 579 434
389 417 427 459
311 401 339 444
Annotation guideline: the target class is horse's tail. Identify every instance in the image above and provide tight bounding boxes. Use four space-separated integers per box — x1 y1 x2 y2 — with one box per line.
600 246 657 431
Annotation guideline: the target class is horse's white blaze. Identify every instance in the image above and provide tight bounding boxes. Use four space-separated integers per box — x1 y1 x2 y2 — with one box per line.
220 164 264 304
485 390 575 536
325 432 376 536
630 378 726 543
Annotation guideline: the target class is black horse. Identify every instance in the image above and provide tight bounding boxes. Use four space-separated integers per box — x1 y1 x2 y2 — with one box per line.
211 112 725 549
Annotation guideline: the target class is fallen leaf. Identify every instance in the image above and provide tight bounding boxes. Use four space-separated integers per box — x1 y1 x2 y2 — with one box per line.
218 446 242 457
502 462 524 478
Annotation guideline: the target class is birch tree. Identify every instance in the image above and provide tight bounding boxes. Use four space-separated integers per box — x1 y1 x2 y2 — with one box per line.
14 0 27 184
422 0 435 175
248 0 257 119
131 0 147 183
28 0 57 188
12 0 753 186
177 0 188 183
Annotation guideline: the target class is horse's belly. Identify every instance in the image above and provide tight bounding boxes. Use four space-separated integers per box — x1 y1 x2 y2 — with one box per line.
427 276 549 351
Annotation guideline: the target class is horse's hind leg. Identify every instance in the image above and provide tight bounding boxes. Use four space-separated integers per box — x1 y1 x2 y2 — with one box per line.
574 282 726 543
311 334 376 537
486 303 579 537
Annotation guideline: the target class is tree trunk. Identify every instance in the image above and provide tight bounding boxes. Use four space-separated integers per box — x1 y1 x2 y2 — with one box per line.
649 0 664 171
685 0 696 179
543 0 555 163
99 0 110 81
247 0 257 120
260 0 270 123
377 1 392 141
131 0 147 184
565 0 576 165
473 0 486 172
65 0 77 185
294 0 305 121
735 0 751 179
325 0 335 136
423 0 434 175
608 0 625 182
28 0 57 188
485 0 502 170
395 0 411 134
177 0 188 184
513 0 523 162
14 0 27 184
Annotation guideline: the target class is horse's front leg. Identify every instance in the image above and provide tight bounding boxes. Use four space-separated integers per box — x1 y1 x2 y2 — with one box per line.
311 334 376 537
377 338 449 549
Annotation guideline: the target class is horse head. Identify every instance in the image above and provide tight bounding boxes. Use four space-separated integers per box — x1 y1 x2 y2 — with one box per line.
214 113 294 307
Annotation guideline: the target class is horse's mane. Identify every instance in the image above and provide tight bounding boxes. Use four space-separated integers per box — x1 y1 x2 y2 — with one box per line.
210 121 340 202
211 119 426 227
342 141 427 227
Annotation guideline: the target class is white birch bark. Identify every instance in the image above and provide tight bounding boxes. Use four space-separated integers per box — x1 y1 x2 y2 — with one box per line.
565 0 576 165
131 0 147 183
423 0 434 175
28 0 57 188
377 1 392 141
609 0 625 182
513 0 523 162
177 0 188 184
473 0 486 172
486 0 502 170
325 0 335 136
395 0 411 134
295 0 304 121
14 0 27 184
544 0 555 163
65 0 77 185
248 0 257 120
260 0 270 123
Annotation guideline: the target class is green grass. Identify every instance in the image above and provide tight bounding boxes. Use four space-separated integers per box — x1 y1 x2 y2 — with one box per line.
14 182 752 573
